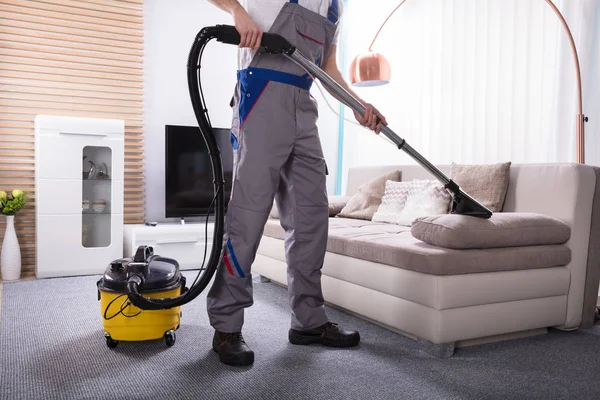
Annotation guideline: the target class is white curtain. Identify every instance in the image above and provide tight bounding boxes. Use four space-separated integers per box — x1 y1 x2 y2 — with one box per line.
335 0 599 193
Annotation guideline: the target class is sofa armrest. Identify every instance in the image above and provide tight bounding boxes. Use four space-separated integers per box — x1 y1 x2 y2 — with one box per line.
502 163 598 329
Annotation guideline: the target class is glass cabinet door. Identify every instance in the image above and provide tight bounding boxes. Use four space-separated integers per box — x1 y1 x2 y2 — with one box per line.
82 146 112 248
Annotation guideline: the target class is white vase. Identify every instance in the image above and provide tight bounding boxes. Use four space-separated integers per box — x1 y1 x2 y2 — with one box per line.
1 215 21 281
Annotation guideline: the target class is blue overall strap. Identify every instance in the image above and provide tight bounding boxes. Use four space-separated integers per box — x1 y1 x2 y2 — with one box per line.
238 67 313 91
236 67 313 126
328 0 339 24
289 0 298 3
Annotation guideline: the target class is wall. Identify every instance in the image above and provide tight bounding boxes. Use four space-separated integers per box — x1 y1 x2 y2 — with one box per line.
143 0 341 222
0 0 145 277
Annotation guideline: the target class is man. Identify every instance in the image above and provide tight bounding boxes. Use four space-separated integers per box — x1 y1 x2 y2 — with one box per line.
206 0 387 366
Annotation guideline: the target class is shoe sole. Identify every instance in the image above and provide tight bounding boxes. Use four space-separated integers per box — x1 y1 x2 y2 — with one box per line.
212 347 254 366
288 330 360 348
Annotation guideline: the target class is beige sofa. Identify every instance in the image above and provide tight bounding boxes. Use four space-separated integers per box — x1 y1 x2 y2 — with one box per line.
254 163 600 357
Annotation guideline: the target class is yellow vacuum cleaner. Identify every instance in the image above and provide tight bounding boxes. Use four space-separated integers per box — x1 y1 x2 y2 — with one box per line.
97 246 187 348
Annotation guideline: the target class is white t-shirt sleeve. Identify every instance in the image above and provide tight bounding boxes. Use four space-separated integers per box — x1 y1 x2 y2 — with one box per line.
331 0 343 45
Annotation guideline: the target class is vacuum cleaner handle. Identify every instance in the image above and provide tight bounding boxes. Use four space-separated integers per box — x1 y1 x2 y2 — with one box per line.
216 25 294 54
133 245 153 263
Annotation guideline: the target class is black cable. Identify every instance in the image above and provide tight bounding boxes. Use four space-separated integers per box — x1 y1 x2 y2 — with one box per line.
103 293 143 320
119 296 142 318
103 293 129 320
190 183 222 290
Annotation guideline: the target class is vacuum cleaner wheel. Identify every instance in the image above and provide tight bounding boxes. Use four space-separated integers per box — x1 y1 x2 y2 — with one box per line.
164 330 176 347
105 332 118 349
103 330 177 348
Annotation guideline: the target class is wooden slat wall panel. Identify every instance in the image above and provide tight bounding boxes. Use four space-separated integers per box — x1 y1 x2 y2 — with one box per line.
0 0 144 278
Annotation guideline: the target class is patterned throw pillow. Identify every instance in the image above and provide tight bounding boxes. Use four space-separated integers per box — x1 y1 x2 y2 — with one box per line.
372 179 450 225
337 170 402 220
372 180 424 224
397 180 452 226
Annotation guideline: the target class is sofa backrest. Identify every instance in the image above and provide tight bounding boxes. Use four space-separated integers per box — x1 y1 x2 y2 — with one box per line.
345 163 600 329
345 164 451 196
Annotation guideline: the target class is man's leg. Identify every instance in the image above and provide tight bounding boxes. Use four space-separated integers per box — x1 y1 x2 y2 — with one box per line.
276 97 360 347
276 144 330 330
206 81 295 365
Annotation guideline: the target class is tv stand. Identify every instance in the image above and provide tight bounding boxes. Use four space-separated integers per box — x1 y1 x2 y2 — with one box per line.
123 221 214 271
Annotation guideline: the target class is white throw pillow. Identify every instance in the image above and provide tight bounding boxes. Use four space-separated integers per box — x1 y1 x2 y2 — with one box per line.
372 180 416 224
372 179 434 224
397 180 452 226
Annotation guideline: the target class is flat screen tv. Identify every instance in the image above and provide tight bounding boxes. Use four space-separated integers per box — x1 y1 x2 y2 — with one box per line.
165 125 233 218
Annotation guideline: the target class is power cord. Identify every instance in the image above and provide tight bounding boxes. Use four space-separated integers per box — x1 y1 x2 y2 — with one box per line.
103 293 142 320
188 182 222 293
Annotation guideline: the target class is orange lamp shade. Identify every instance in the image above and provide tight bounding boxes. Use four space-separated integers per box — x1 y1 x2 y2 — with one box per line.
349 51 391 87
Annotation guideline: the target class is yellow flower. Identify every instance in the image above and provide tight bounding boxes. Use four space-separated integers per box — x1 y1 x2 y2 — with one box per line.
0 191 6 203
12 189 24 199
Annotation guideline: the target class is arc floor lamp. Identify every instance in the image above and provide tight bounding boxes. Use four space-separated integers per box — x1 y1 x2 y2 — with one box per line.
349 0 588 163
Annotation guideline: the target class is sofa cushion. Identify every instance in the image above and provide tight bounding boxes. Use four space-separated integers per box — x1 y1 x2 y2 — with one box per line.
262 218 571 276
337 170 401 220
451 162 511 212
328 195 351 217
270 195 352 219
411 212 571 249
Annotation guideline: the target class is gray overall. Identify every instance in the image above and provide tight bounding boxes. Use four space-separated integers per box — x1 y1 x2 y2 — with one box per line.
207 0 340 332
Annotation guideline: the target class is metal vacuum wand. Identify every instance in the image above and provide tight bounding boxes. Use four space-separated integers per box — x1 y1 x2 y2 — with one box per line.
215 25 492 219
287 51 447 183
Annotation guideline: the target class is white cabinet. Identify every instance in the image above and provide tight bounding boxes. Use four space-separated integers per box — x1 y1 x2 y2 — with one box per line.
123 223 215 271
35 115 124 278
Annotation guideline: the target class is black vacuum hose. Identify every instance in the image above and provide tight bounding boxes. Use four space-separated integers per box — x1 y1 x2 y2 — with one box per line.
125 26 295 310
125 26 224 310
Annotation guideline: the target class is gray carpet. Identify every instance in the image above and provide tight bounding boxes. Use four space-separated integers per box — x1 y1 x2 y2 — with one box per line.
1 272 599 400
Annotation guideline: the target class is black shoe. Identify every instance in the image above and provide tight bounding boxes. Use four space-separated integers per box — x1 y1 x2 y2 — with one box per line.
212 331 254 366
288 322 360 347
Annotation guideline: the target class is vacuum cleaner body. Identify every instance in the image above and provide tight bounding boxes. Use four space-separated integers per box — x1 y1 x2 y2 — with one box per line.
97 246 186 348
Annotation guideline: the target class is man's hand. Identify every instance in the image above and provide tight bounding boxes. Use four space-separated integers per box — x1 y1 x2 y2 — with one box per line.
354 104 387 134
207 1 262 49
231 5 262 49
